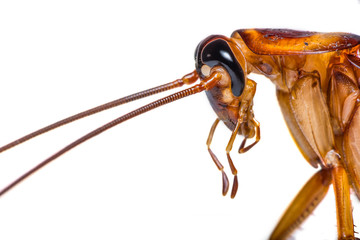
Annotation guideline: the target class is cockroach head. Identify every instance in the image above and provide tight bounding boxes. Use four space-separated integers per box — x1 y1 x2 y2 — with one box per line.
194 35 245 97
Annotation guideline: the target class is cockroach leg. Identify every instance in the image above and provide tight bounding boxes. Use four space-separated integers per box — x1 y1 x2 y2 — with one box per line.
238 118 261 153
226 119 242 198
206 118 229 196
226 153 238 198
276 89 320 168
344 105 360 200
332 166 355 239
270 168 332 240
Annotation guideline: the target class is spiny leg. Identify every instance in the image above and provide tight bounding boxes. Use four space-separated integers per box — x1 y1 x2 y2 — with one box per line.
270 168 332 240
332 166 355 240
206 118 229 196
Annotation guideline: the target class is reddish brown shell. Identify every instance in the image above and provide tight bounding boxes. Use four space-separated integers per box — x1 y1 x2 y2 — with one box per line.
232 29 360 55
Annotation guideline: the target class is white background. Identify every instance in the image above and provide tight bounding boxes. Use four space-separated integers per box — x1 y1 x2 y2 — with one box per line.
0 0 359 239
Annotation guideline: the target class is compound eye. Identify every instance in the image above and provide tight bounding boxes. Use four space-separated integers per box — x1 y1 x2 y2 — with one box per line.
194 36 245 97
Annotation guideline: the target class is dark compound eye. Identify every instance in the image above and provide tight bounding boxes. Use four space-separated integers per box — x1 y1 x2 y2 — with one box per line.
194 36 245 97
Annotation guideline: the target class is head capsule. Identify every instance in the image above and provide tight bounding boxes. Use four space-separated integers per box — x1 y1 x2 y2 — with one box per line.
194 35 245 97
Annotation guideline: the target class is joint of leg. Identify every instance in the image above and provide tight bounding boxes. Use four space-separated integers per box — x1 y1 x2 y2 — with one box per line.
324 149 341 168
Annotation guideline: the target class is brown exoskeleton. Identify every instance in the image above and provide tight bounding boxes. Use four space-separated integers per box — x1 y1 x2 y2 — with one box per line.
1 29 360 239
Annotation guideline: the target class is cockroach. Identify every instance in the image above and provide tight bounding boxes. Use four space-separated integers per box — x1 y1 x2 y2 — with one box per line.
1 28 360 240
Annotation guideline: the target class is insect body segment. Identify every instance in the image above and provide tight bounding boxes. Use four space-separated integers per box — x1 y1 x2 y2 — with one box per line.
197 29 360 239
2 29 360 240
231 29 360 240
235 28 360 55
